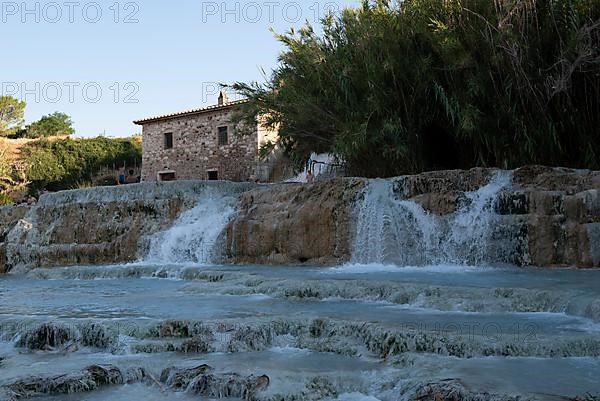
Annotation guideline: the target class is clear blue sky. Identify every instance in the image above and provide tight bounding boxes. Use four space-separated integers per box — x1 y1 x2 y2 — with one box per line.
1 0 356 137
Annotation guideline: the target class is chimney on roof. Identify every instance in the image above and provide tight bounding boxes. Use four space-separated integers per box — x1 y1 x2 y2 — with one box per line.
218 90 229 106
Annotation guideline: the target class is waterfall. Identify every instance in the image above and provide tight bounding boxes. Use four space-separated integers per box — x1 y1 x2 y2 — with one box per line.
352 171 512 266
352 179 440 266
441 171 513 264
144 193 236 265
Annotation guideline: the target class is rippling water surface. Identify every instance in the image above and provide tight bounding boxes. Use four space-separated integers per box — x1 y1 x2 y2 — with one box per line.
2 263 600 400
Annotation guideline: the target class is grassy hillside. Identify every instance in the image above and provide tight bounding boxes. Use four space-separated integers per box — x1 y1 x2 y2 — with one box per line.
0 136 142 205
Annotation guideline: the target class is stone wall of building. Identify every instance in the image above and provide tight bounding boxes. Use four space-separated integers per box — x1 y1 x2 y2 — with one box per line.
254 119 292 182
140 107 258 182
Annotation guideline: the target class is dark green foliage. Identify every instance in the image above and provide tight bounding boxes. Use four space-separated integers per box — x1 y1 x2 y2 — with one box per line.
23 137 142 193
0 96 25 137
230 0 600 177
0 193 12 205
24 112 75 138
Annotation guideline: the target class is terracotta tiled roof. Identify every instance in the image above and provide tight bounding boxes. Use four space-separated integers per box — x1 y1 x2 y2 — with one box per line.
133 99 248 125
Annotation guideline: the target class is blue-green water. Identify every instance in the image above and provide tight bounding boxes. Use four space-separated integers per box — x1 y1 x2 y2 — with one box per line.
1 263 600 400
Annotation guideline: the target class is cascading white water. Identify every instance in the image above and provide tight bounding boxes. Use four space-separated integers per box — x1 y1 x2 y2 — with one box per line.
145 194 236 265
352 179 440 266
441 171 513 264
352 171 512 266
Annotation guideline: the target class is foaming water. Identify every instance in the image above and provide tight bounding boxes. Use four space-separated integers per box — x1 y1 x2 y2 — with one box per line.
352 171 512 266
325 263 487 275
144 194 236 264
443 170 513 263
351 180 440 266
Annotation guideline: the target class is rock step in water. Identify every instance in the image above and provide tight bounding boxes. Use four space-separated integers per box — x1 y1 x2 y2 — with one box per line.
0 360 597 401
0 363 270 401
3 317 600 359
1 310 599 400
1 166 599 272
23 265 600 322
0 365 144 401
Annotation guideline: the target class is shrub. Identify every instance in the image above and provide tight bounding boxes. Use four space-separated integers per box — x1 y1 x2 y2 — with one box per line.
22 136 142 193
0 193 13 206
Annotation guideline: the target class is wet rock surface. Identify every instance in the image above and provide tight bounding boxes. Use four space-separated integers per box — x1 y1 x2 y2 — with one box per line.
160 364 270 400
15 323 77 351
0 206 28 274
229 166 600 267
0 181 257 272
225 178 365 266
13 321 116 352
0 167 598 270
0 364 144 401
410 379 526 401
388 167 599 267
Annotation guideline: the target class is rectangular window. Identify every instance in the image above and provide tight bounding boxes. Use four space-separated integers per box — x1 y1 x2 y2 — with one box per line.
158 172 176 182
207 171 219 181
164 132 173 150
218 126 228 146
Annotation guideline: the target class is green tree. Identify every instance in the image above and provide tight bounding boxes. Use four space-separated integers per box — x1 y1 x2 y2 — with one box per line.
230 0 600 177
26 112 75 138
0 96 26 137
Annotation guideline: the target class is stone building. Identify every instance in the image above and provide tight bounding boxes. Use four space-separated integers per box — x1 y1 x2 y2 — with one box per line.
134 92 279 182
